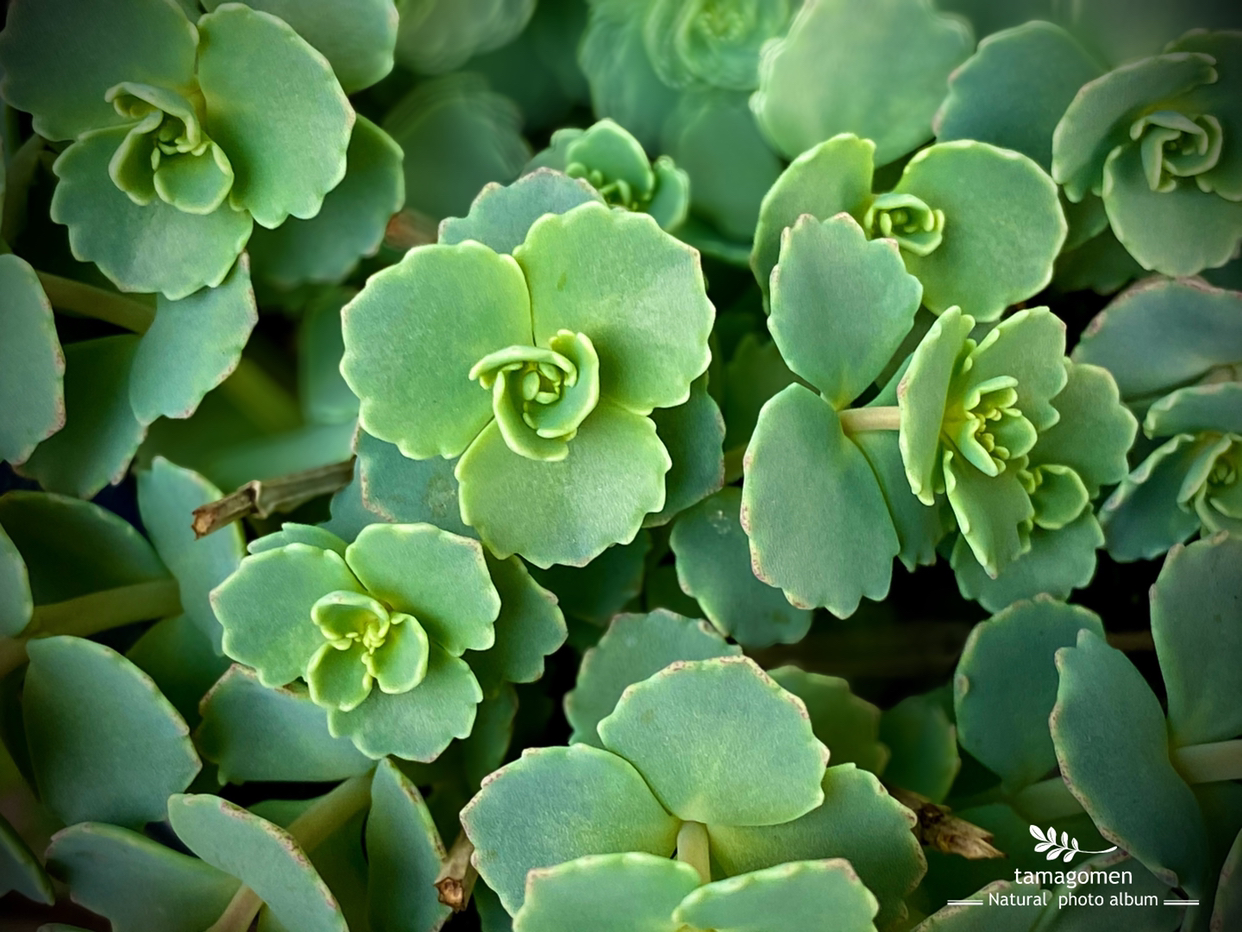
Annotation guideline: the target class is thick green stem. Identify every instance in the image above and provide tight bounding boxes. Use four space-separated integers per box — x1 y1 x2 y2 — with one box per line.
839 405 901 434
676 820 711 884
1172 739 1242 784
36 271 156 333
207 770 375 932
0 578 182 678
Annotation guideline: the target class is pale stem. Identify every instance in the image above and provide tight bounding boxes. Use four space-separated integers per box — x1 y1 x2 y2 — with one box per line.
436 832 479 911
36 271 157 333
0 578 183 678
1171 739 1242 784
191 459 356 538
207 770 375 932
676 820 711 884
838 406 901 434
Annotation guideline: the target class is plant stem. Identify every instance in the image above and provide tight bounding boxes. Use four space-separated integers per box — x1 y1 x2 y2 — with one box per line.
676 820 711 884
206 770 375 932
2 134 45 243
217 358 303 434
435 832 479 911
0 578 182 678
1172 739 1242 784
839 405 901 434
191 459 356 538
36 271 156 333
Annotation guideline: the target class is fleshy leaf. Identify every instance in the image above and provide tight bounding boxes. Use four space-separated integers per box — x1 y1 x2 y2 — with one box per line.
743 384 898 616
457 401 670 568
366 759 452 932
879 691 960 802
19 335 146 499
893 142 1066 321
645 373 726 527
963 308 1067 433
708 764 924 929
211 543 364 687
1145 382 1242 437
353 430 468 536
202 0 398 93
1099 434 1209 561
944 454 1034 578
0 812 53 905
1151 533 1242 747
1052 630 1209 893
935 21 1103 170
0 522 32 638
0 0 198 141
1071 277 1242 403
127 614 231 728
46 823 240 932
247 117 404 288
130 258 257 424
461 744 680 914
722 333 802 449
197 3 354 228
51 128 253 300
853 427 947 572
515 852 699 932
464 552 567 695
770 213 922 407
393 0 534 75
0 254 64 465
531 533 650 626
196 665 372 784
769 667 889 776
1029 362 1135 496
440 168 604 255
1101 140 1242 277
753 0 973 165
598 656 828 826
954 597 1104 790
565 610 740 747
751 133 876 302
671 488 812 647
168 793 349 932
952 513 1104 612
138 457 242 650
674 859 880 932
518 203 713 415
24 636 200 828
345 522 499 655
326 644 482 761
1052 52 1217 202
341 240 531 459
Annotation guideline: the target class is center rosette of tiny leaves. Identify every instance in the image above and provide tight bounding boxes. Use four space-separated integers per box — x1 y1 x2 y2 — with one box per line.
645 0 793 90
941 376 1036 477
469 330 601 462
863 192 945 257
1131 109 1223 193
105 82 234 216
306 590 430 713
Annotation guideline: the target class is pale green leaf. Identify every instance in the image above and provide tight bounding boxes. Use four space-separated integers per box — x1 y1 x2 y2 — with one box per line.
1145 382 1242 437
0 812 53 905
1099 434 1208 561
0 254 64 465
769 667 889 776
880 691 960 802
440 168 603 255
645 373 725 526
126 614 232 728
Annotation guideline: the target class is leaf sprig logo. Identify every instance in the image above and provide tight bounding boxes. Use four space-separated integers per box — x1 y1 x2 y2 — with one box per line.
1030 825 1118 863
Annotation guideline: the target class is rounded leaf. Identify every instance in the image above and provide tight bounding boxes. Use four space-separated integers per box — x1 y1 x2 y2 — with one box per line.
50 128 252 300
345 522 499 656
518 203 713 415
743 383 898 616
894 141 1066 321
461 744 680 914
197 3 354 228
671 488 812 647
341 241 532 459
457 401 670 568
753 0 973 165
0 255 64 465
168 793 349 932
769 213 922 407
598 656 828 826
1099 434 1209 561
0 0 198 141
565 609 740 747
769 667 889 776
645 373 726 527
24 636 200 828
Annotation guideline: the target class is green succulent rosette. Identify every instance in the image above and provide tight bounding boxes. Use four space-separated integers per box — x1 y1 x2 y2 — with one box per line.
463 655 923 927
1051 31 1242 277
1073 277 1242 560
526 118 691 231
0 0 363 299
341 201 714 567
210 522 504 760
752 134 1067 321
899 307 1136 607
